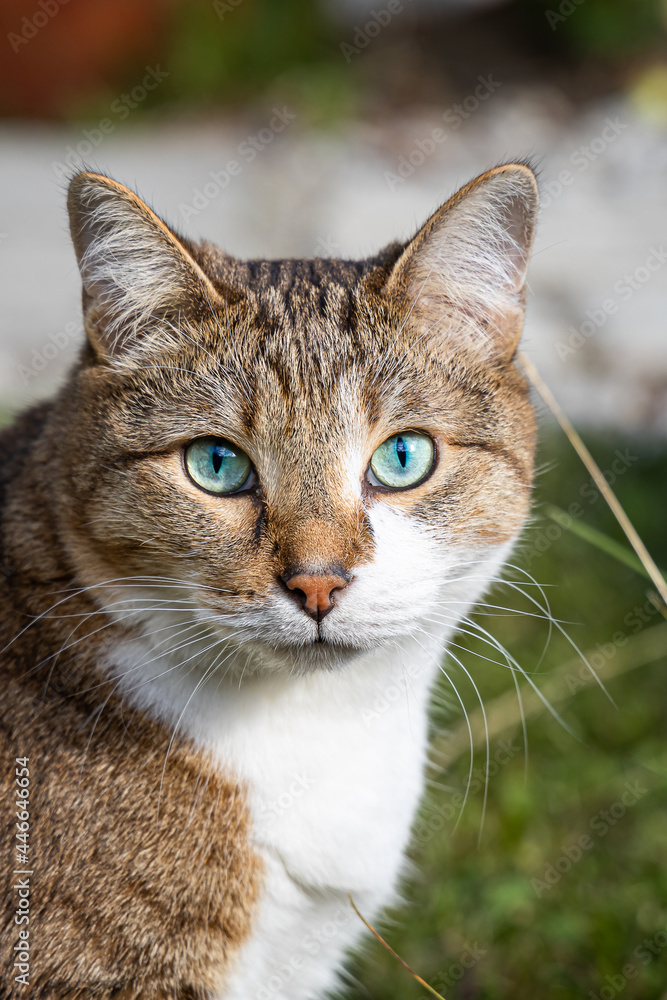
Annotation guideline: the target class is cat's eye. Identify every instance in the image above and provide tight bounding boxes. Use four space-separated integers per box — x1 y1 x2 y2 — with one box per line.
369 432 435 489
184 437 253 495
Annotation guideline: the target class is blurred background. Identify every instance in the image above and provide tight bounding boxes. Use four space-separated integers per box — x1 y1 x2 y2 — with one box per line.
1 1 666 997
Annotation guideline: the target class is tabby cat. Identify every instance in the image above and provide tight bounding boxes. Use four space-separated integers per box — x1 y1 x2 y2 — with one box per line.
0 163 538 999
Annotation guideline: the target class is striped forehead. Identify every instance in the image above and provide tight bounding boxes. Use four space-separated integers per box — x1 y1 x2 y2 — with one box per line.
194 279 448 445
183 256 470 464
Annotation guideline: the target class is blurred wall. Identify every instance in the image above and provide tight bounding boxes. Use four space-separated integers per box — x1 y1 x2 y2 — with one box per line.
2 0 666 432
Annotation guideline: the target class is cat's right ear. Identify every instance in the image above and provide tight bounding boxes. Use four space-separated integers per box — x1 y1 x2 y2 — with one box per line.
68 172 220 358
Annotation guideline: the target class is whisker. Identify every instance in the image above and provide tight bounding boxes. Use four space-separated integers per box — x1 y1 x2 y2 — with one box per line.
498 566 616 706
442 645 490 844
454 613 579 739
412 627 475 830
156 641 240 819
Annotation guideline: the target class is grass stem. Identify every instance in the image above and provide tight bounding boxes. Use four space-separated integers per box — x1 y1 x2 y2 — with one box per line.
519 352 667 607
348 893 447 1000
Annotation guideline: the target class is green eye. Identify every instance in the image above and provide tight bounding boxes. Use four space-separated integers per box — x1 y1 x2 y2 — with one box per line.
369 432 434 489
185 437 252 495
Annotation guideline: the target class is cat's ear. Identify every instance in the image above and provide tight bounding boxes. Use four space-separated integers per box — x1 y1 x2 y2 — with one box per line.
68 172 219 357
384 163 538 359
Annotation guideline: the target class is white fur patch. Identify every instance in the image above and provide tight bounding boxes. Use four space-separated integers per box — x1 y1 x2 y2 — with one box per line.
103 507 510 999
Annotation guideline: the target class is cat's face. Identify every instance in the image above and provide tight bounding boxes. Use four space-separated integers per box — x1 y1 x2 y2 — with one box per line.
58 167 538 674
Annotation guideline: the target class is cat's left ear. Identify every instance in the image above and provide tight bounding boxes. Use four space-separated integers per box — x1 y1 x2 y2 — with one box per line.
384 163 539 359
68 172 220 357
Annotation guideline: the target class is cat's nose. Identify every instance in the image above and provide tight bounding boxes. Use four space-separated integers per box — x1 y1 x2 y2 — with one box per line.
282 569 351 621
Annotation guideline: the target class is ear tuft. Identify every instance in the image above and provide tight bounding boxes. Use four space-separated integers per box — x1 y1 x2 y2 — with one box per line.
68 172 217 357
387 163 539 358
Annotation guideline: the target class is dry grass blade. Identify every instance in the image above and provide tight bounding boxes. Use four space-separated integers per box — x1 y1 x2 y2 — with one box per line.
519 351 667 607
348 894 447 1000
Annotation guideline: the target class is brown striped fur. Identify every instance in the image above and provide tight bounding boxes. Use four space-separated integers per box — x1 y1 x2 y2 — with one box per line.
0 164 538 997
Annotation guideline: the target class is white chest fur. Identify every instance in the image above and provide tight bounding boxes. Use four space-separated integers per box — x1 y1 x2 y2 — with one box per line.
214 638 443 1000
109 630 447 1000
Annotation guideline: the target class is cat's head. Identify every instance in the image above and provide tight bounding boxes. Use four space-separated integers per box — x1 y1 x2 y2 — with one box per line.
57 165 538 675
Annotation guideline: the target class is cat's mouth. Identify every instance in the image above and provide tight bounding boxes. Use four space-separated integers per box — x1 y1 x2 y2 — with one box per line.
206 606 402 670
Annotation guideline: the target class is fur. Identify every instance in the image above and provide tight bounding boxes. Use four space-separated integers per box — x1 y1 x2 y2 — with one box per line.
0 164 538 998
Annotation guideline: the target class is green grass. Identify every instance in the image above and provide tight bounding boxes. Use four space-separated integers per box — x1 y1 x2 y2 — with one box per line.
346 428 667 1000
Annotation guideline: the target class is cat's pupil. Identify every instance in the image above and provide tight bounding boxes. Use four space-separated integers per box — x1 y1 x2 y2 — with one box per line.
396 437 407 468
212 450 223 474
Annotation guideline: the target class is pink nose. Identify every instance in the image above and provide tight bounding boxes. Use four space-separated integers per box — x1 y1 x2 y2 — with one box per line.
283 571 351 620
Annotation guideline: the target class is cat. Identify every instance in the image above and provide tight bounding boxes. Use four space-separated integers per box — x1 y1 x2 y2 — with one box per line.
0 162 538 999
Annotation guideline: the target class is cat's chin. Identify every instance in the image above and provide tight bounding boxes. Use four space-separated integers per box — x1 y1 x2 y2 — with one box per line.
247 638 370 676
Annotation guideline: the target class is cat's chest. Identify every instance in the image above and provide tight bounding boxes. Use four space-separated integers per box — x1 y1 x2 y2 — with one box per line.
206 647 439 999
213 656 433 890
193 652 431 892
109 634 441 999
